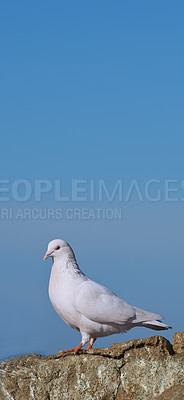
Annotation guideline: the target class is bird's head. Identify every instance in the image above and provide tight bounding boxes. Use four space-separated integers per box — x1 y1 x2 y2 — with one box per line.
43 239 74 261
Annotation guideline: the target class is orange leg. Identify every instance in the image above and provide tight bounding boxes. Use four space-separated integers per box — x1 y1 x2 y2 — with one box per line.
86 338 96 350
59 342 83 354
58 338 96 355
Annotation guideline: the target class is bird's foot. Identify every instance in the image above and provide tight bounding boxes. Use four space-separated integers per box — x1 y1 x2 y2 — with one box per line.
78 338 96 352
57 338 96 356
85 338 96 350
58 342 83 355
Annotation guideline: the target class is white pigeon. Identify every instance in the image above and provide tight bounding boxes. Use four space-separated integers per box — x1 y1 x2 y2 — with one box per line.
43 239 171 353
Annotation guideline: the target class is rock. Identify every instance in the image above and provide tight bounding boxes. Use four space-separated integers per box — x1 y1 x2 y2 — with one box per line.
0 333 184 400
156 385 184 400
173 332 184 354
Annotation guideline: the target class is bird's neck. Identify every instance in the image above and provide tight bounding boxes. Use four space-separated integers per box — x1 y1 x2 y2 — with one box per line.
52 254 84 277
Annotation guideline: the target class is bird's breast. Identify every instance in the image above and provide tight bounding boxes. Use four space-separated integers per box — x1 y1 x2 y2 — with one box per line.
48 268 81 330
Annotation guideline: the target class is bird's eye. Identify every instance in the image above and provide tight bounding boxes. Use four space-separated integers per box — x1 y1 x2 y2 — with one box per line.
55 246 60 250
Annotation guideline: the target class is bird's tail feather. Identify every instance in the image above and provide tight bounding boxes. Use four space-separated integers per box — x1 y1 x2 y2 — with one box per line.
132 306 171 330
140 320 171 330
133 305 164 323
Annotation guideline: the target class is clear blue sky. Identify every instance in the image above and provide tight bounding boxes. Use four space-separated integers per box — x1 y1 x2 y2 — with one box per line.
0 0 184 359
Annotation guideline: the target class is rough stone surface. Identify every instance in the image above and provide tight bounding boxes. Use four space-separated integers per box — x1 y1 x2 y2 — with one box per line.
0 333 184 400
156 385 184 400
173 332 184 354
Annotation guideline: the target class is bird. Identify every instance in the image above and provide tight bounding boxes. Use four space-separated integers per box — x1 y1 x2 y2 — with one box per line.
43 239 171 354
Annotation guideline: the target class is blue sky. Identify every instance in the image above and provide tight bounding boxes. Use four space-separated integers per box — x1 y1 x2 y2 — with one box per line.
0 1 184 359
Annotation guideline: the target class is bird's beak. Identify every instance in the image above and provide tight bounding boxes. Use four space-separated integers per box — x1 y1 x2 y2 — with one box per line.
43 251 53 261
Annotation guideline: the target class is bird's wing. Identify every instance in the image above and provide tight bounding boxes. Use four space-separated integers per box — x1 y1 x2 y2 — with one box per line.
76 280 135 324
